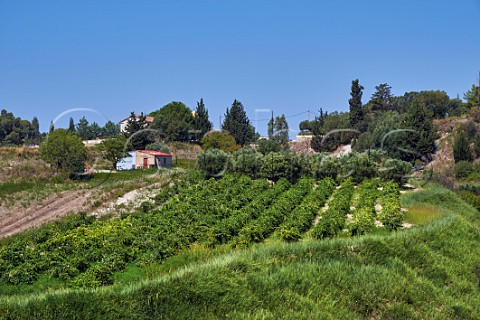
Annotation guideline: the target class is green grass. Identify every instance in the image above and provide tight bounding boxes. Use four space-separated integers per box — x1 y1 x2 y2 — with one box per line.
0 181 35 198
1 184 479 319
173 158 197 169
404 204 445 225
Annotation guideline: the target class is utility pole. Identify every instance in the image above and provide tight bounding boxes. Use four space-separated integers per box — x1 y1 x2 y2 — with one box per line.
270 110 274 138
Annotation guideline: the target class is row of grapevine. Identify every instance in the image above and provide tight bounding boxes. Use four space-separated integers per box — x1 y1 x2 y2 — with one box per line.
312 179 355 239
209 178 291 245
378 181 404 230
275 177 336 241
0 175 270 287
349 179 379 236
235 178 314 246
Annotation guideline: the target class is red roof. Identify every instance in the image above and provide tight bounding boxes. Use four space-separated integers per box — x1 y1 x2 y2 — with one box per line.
119 114 155 123
137 150 172 157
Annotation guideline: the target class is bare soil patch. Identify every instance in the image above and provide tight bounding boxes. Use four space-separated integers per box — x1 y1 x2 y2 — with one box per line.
0 189 94 239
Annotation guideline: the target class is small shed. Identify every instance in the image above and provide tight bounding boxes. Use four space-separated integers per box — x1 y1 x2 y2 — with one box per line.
116 151 136 170
136 150 172 169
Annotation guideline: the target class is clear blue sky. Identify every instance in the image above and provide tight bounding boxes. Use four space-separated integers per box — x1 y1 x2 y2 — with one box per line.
1 0 479 136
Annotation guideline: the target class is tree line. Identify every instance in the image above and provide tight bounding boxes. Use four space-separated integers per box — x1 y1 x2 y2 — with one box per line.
299 80 479 163
0 109 41 145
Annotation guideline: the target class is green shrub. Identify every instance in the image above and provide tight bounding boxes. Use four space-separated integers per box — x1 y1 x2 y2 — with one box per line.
197 148 230 177
232 147 263 178
455 161 474 179
259 151 301 182
350 207 375 236
458 191 480 211
378 181 404 230
378 159 412 184
278 226 302 242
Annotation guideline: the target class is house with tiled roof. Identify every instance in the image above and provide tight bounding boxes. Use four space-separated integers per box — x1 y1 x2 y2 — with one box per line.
119 114 154 133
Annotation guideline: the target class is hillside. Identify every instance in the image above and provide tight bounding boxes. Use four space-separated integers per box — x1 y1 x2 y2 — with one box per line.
0 184 479 319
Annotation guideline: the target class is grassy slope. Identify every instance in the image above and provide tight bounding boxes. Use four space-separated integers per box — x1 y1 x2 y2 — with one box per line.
1 185 480 319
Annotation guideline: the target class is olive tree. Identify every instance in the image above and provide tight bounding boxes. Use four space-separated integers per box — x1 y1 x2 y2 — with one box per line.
40 129 88 177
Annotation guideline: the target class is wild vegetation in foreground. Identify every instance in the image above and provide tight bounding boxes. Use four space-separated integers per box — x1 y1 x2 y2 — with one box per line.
0 185 480 319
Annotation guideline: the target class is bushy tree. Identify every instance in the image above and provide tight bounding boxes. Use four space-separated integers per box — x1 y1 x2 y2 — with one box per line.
40 129 88 177
259 151 300 182
222 99 255 146
232 147 263 178
414 91 451 119
453 130 473 162
343 152 378 183
96 136 129 170
201 131 239 153
316 156 340 180
0 109 40 145
150 102 194 142
257 139 282 155
368 111 411 159
378 158 412 184
197 148 230 177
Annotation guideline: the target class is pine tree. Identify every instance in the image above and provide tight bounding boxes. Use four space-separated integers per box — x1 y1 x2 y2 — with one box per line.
453 130 473 162
68 117 76 132
123 112 144 138
406 100 436 160
103 121 120 137
369 83 394 113
124 112 152 149
222 99 255 146
76 116 93 140
49 121 55 133
348 79 364 130
193 98 212 141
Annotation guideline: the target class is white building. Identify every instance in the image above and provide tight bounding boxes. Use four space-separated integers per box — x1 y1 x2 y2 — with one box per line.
119 114 154 133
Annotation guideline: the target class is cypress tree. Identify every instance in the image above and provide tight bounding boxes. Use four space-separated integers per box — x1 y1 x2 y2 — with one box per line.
222 99 255 146
348 79 364 130
194 98 212 141
31 117 40 141
68 117 76 132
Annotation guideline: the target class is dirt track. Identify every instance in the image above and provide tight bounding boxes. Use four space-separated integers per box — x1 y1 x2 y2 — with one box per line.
0 189 93 239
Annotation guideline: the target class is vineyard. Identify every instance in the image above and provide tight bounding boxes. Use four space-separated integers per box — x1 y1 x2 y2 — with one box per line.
0 173 405 292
